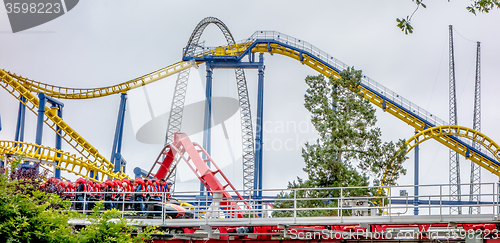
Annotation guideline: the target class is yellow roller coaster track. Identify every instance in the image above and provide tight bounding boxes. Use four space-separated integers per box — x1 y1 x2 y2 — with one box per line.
2 152 64 180
206 39 500 182
262 44 500 183
207 41 430 131
374 125 500 196
6 61 195 99
0 141 115 180
383 125 500 183
0 61 195 180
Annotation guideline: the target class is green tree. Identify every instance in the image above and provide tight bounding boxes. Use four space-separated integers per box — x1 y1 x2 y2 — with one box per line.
398 0 500 34
0 156 155 243
272 68 407 217
0 157 77 243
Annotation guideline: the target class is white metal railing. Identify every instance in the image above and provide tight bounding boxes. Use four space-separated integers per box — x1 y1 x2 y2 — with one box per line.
63 182 500 224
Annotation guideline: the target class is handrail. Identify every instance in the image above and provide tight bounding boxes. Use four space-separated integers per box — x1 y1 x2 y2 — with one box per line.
62 182 499 224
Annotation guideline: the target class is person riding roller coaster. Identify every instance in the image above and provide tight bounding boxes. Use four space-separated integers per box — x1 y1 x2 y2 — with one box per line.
49 176 187 217
134 178 146 213
75 178 86 210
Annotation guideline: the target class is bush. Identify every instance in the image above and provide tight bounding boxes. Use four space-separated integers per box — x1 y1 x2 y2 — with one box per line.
77 202 155 243
0 155 155 243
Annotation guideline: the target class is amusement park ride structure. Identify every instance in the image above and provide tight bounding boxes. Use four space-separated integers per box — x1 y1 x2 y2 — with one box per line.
1 17 500 241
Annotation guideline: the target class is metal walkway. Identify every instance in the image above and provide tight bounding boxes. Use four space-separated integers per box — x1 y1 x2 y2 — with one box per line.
67 183 500 226
66 183 500 242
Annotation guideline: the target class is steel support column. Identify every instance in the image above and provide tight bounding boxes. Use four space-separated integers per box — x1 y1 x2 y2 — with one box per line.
15 96 26 142
201 64 213 194
35 93 46 146
111 93 127 174
53 105 63 178
254 53 265 200
35 93 65 175
414 133 419 215
34 93 46 169
470 41 481 214
449 25 461 214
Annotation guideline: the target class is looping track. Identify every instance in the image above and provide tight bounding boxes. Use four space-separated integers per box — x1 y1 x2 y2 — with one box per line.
407 126 499 176
381 125 500 188
1 28 499 185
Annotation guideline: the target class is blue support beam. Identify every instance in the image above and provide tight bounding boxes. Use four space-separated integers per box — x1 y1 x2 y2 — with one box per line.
392 199 494 206
201 64 213 195
54 104 63 179
133 167 152 179
34 93 47 168
35 93 46 146
110 93 127 174
119 155 127 173
15 96 26 142
254 53 265 200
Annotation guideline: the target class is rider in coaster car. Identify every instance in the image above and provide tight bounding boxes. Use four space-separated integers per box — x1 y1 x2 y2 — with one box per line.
134 178 146 213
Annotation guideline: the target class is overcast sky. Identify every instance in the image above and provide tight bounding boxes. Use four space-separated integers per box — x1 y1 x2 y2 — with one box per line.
1 0 499 194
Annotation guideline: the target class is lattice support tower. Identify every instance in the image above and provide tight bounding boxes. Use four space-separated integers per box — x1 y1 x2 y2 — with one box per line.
235 66 256 197
164 68 191 189
449 25 461 214
469 41 481 214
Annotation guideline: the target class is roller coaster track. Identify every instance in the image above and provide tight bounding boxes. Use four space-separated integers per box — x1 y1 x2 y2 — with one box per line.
148 132 250 218
1 28 499 186
0 141 116 179
185 31 500 183
0 61 194 180
381 125 500 191
2 152 66 180
7 61 194 99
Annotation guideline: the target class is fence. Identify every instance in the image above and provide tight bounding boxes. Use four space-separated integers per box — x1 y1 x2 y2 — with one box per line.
64 182 499 225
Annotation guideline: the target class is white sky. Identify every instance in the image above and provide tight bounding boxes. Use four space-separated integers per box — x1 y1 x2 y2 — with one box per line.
1 0 500 194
